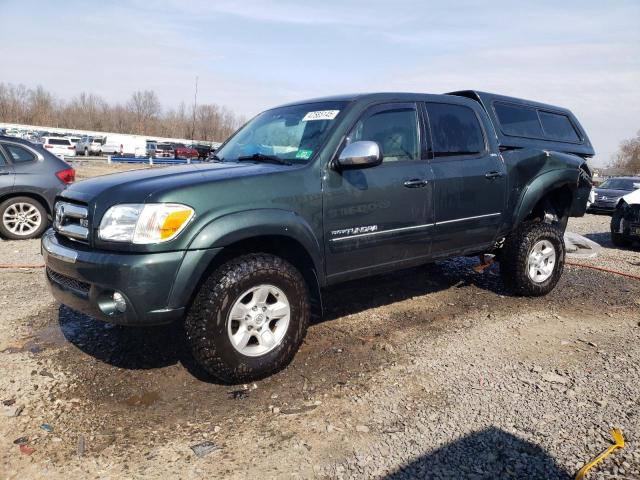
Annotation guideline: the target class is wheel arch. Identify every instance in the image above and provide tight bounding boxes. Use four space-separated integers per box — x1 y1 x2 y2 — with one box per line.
513 169 580 227
0 191 52 216
176 209 324 320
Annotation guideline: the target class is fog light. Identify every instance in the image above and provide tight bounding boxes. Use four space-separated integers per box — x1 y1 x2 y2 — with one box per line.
113 292 127 313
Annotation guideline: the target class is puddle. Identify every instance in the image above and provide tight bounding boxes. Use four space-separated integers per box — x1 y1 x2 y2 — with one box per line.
123 391 161 407
1 324 68 354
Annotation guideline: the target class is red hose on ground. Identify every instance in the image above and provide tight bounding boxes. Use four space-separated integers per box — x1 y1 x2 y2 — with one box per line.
565 261 640 281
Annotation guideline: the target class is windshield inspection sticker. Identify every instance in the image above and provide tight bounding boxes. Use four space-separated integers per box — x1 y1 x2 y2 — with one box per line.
295 149 313 160
302 110 340 121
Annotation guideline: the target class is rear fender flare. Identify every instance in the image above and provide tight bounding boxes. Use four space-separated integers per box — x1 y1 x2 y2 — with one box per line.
513 168 579 226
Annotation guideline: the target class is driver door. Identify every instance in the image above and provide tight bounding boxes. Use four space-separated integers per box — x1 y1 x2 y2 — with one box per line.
322 102 434 282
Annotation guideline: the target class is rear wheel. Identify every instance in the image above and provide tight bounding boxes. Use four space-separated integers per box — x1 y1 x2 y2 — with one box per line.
610 209 631 247
0 196 48 240
185 253 310 383
499 222 565 296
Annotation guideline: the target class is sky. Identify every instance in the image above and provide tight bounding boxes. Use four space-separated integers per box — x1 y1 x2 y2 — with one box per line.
0 0 638 165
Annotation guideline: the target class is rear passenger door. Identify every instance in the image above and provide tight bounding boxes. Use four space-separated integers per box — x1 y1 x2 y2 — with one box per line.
425 101 506 256
0 146 15 197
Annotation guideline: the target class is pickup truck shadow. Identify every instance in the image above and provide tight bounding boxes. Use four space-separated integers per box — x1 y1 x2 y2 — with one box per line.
382 427 572 479
56 256 504 375
322 257 504 322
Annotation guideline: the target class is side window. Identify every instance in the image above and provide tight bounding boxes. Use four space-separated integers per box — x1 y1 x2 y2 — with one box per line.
349 107 419 162
539 111 580 143
494 102 544 138
426 103 485 157
4 144 36 163
0 148 7 166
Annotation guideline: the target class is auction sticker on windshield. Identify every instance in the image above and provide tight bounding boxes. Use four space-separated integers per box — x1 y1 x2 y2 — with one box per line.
302 110 340 121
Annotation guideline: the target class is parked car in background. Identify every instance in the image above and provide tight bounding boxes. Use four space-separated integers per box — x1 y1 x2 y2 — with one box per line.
192 144 212 159
0 135 74 239
75 136 103 156
587 176 640 214
154 142 174 158
101 135 146 157
67 136 81 147
611 188 640 247
171 143 199 160
146 140 158 157
42 137 76 159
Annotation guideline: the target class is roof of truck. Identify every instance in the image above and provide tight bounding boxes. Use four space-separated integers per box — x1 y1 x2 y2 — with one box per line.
274 90 595 157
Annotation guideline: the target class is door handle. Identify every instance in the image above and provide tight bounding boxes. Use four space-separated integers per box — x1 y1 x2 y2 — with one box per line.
0 170 11 176
403 179 428 188
485 171 504 180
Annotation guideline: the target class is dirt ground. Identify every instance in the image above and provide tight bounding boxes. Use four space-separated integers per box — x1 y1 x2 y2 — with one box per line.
1 162 639 479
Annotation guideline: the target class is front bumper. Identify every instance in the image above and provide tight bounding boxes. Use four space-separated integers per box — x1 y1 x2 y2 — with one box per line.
42 230 220 326
587 200 617 213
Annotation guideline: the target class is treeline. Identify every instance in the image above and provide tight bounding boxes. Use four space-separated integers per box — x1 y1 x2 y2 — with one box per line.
611 130 640 174
0 83 245 142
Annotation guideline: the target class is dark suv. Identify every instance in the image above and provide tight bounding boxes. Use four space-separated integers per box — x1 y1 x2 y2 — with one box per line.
43 91 593 382
0 136 74 239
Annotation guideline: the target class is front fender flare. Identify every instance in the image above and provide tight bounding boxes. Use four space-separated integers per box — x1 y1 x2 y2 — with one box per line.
188 208 324 276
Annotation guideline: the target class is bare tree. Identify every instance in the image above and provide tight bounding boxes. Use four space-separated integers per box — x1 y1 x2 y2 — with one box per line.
127 90 161 134
0 82 241 142
612 130 640 174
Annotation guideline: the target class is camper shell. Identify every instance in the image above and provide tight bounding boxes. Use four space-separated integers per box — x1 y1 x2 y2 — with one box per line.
449 90 594 158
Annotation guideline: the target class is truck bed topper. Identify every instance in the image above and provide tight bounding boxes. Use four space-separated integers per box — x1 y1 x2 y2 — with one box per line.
449 90 594 158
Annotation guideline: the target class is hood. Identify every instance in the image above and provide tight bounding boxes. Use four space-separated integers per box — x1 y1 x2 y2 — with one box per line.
622 188 640 205
59 162 292 204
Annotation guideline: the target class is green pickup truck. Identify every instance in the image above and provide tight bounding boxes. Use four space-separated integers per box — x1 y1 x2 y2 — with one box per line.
43 91 594 382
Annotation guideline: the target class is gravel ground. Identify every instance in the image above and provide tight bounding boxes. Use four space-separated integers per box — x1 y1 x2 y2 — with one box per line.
0 164 638 479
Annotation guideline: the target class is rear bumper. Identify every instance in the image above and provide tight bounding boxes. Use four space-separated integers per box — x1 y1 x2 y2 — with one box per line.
42 230 220 326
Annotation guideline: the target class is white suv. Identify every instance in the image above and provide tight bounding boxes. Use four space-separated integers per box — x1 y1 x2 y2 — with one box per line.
42 137 76 158
75 136 103 156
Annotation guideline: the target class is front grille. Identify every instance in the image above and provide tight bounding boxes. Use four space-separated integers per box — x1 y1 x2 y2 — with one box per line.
54 201 89 243
46 267 90 295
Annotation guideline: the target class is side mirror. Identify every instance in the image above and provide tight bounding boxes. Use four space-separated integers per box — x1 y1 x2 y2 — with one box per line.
335 141 382 169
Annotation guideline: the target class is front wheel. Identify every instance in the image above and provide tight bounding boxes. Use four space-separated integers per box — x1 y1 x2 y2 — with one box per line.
610 209 631 247
499 222 565 296
185 253 310 383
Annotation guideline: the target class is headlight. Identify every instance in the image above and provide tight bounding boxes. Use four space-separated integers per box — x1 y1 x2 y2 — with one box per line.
99 203 194 244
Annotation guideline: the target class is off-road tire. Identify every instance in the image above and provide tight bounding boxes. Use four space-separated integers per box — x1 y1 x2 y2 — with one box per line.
499 221 565 296
0 196 48 240
185 253 310 383
610 209 631 247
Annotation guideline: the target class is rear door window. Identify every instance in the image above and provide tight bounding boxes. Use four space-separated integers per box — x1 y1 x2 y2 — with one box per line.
493 103 544 138
539 111 580 142
426 103 485 157
4 144 36 163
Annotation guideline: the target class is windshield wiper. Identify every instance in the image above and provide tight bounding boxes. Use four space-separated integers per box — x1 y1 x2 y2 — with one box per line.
236 153 292 166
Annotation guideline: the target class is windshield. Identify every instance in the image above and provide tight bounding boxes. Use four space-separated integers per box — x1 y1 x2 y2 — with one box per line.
215 101 348 164
599 178 639 191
